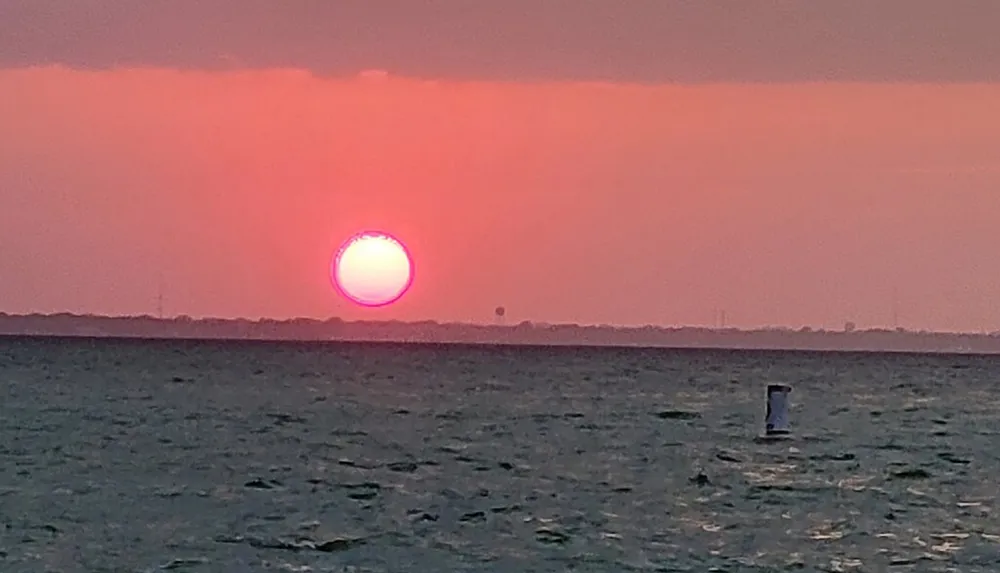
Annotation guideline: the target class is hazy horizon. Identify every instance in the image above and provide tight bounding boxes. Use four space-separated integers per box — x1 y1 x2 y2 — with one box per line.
3 3 999 332
4 310 1000 337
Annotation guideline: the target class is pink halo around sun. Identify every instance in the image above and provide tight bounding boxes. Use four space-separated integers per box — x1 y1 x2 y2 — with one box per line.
331 230 414 307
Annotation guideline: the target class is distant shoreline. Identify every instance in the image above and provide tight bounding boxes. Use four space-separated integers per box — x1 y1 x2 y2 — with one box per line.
1 312 998 355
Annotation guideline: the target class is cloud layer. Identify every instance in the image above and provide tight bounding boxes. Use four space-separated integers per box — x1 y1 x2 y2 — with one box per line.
3 0 1000 82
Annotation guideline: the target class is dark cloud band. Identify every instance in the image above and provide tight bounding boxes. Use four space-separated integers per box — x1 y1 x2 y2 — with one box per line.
2 0 999 82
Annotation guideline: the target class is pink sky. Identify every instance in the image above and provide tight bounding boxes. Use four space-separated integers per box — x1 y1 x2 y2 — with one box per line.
2 66 999 331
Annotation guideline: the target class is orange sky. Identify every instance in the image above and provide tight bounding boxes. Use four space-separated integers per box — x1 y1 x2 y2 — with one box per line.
2 67 1000 331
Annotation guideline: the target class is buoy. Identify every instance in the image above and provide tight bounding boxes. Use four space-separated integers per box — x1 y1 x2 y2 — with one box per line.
765 384 792 436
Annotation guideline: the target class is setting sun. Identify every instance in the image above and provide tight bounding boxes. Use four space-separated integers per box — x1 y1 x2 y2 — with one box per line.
332 231 414 307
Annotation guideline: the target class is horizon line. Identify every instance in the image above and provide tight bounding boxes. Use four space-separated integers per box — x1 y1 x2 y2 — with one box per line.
1 311 996 337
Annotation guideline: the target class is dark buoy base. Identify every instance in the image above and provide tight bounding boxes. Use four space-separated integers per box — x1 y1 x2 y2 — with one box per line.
754 431 794 444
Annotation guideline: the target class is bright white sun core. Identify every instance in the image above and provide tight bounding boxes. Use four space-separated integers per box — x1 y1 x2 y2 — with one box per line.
332 231 413 307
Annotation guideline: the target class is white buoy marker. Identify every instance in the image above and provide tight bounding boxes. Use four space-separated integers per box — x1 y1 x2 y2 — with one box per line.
765 384 792 436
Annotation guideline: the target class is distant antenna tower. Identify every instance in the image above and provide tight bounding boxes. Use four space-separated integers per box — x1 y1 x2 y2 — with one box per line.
712 308 727 329
891 286 899 329
156 274 165 319
494 306 506 326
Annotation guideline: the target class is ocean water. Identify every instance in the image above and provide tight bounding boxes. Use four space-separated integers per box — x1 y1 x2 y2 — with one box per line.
2 336 1000 572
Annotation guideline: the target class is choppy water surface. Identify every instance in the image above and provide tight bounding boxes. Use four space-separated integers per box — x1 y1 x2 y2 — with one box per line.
2 337 1000 572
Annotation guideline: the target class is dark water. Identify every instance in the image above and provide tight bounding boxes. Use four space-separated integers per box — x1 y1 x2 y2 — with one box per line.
2 336 999 572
